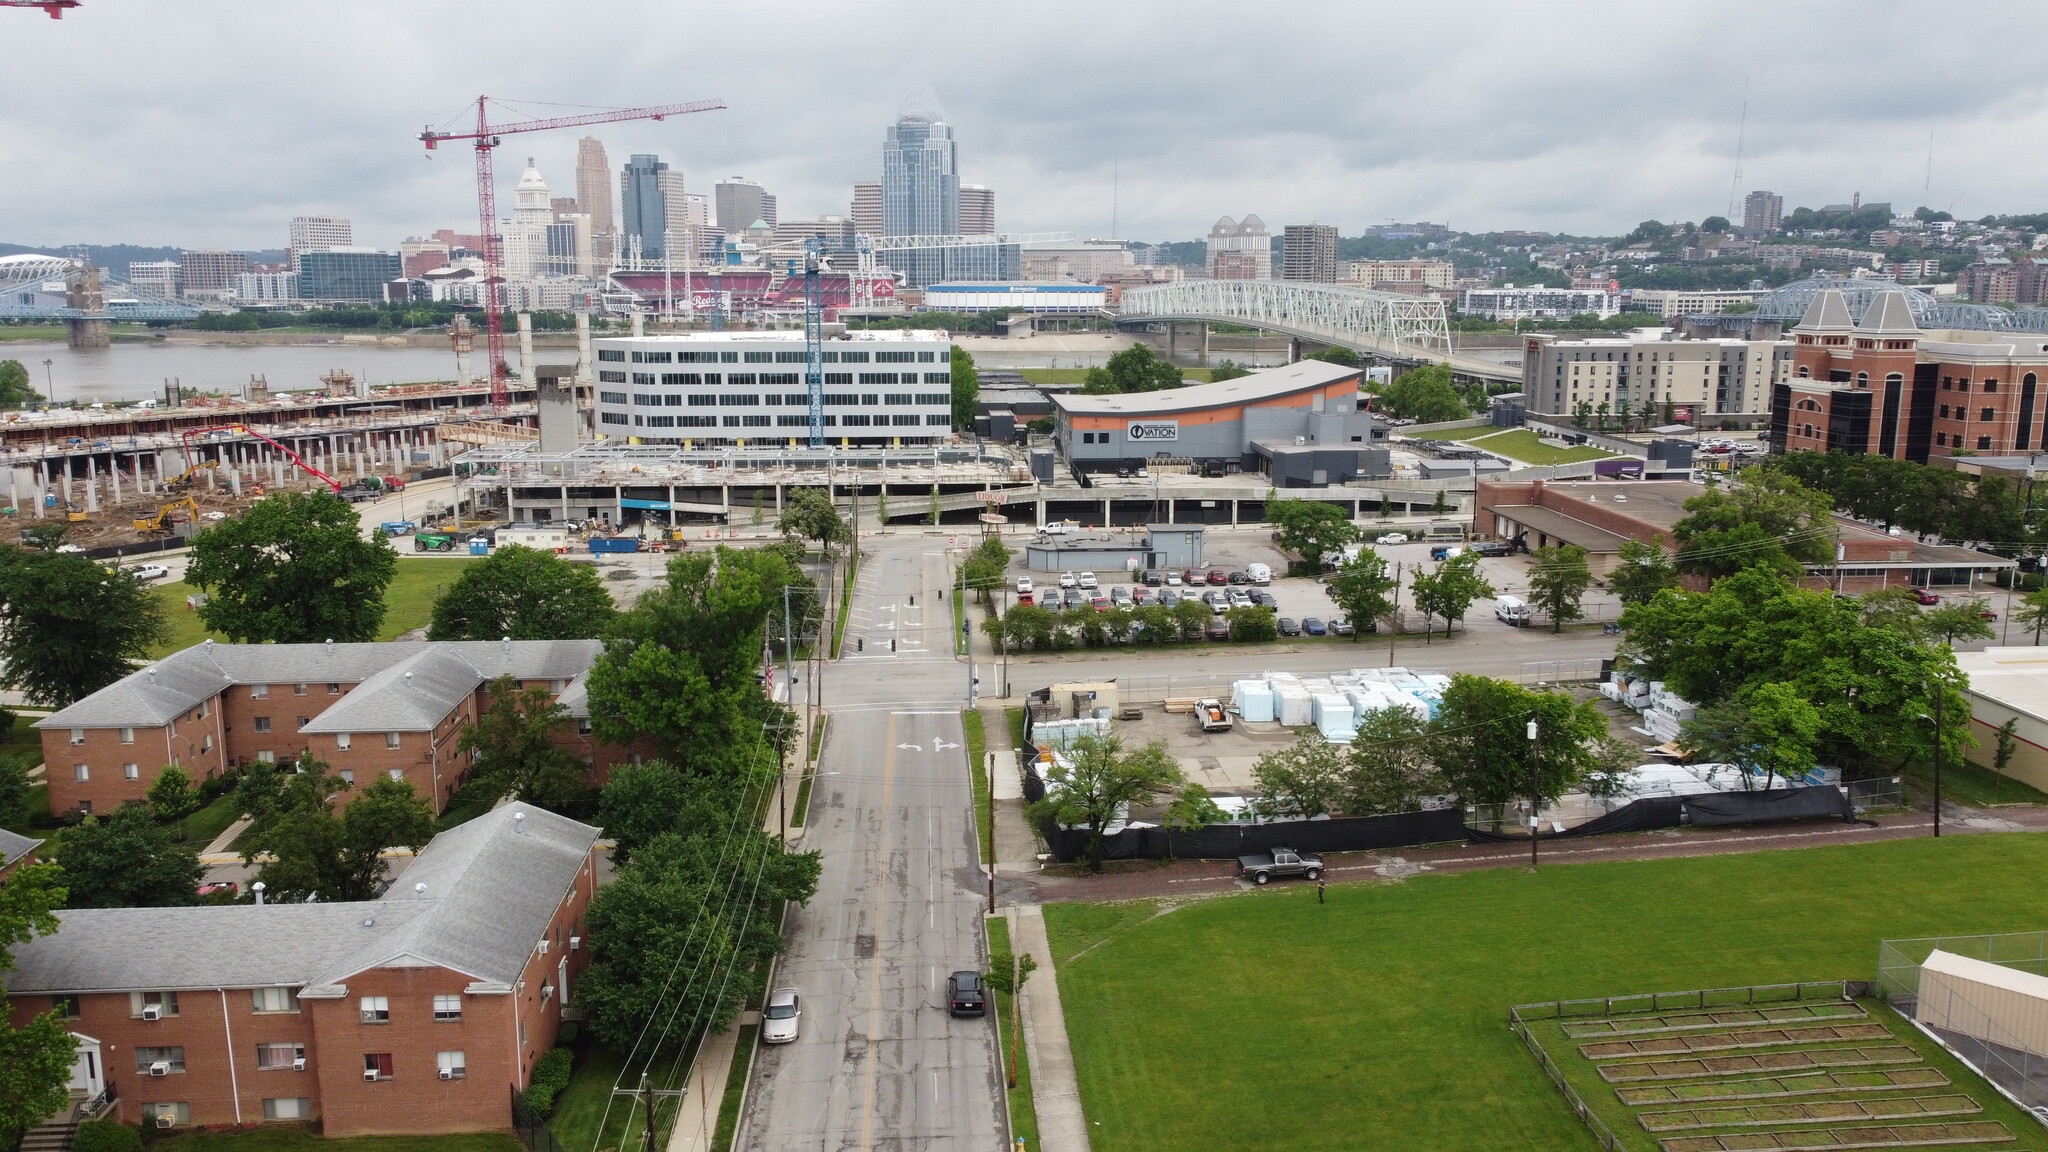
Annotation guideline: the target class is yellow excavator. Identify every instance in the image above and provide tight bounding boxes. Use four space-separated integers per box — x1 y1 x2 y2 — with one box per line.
134 497 200 534
162 460 218 493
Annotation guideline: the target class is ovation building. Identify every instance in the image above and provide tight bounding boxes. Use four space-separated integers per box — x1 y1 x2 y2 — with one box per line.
1049 360 1388 485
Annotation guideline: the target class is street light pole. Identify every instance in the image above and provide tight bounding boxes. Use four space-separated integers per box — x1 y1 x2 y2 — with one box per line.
1527 717 1541 868
1932 688 1944 839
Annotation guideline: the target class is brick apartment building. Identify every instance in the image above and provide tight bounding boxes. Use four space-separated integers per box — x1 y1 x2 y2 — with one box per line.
1771 286 2048 463
5 804 598 1137
35 640 648 818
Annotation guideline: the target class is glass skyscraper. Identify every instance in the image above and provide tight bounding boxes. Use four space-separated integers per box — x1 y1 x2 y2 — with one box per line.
620 154 669 261
881 116 958 239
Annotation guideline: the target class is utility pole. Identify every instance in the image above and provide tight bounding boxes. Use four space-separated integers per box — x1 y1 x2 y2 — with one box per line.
1527 717 1541 868
1388 562 1402 668
638 1072 659 1152
1933 689 1944 838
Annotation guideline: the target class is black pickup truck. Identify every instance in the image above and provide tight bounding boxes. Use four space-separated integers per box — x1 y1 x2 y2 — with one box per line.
1236 847 1324 885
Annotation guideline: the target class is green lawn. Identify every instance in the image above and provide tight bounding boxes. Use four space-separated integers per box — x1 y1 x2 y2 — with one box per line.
174 790 244 847
549 1043 679 1152
966 709 990 862
150 1131 521 1152
1411 426 1616 465
709 1025 757 1152
987 916 1041 1150
1047 832 2048 1152
149 558 478 656
1913 757 2048 807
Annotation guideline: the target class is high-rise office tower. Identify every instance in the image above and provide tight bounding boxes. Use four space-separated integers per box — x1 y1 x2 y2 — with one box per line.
180 249 251 296
714 177 771 235
551 196 580 217
576 137 616 267
1206 216 1272 279
658 169 691 257
620 154 669 261
960 185 995 235
1281 223 1339 282
881 101 959 238
287 215 352 271
501 159 554 279
1743 190 1784 237
851 181 883 236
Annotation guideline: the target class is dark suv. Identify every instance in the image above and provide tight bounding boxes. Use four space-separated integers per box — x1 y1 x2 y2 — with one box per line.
948 970 986 1016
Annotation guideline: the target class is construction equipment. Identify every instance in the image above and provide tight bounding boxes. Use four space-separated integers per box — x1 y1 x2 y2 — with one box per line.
417 95 726 407
797 236 873 448
163 459 218 493
178 425 342 493
134 497 200 534
2 1 81 17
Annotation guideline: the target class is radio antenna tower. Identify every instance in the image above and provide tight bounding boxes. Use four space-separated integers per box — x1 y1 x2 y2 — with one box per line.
1726 79 1750 220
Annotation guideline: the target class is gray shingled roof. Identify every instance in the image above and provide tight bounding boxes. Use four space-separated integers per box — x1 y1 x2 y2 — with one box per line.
37 639 607 732
6 803 598 995
300 647 492 734
0 827 43 869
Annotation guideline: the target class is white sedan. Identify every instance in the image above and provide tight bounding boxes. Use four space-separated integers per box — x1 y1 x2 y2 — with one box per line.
761 987 801 1044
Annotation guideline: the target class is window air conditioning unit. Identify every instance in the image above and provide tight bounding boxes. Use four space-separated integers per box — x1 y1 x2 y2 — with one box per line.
569 936 581 951
149 1061 171 1076
439 1069 455 1080
537 939 549 955
155 1116 175 1130
363 1068 381 1082
142 1005 162 1021
541 984 554 1001
292 1058 306 1071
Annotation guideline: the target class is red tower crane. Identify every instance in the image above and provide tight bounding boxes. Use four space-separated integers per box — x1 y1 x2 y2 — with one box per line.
2 1 81 16
419 96 726 406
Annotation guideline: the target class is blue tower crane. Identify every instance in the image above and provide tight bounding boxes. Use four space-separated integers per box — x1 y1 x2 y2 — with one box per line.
798 236 873 448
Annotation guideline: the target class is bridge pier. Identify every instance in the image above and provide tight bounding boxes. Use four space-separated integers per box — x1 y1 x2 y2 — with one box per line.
67 318 109 349
1287 336 1301 364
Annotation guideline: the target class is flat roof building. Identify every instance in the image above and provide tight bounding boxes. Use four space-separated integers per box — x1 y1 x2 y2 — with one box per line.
922 283 1107 313
1522 329 1795 425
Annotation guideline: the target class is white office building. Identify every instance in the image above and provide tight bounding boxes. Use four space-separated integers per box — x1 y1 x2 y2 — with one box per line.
1461 286 1619 321
1521 330 1794 423
234 270 299 302
128 260 180 297
592 330 955 447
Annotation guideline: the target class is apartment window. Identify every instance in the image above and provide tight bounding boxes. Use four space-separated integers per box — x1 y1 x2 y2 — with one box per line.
883 392 912 405
200 735 213 753
119 727 134 745
363 1053 394 1081
255 1043 305 1071
892 414 919 427
601 412 628 426
1940 404 1950 419
262 1098 311 1121
1980 436 1994 450
387 769 404 782
252 986 299 1013
385 732 401 749
336 734 352 751
1982 408 1996 422
296 716 310 731
135 1046 186 1073
1987 380 2001 393
359 996 389 1024
253 717 271 733
131 991 179 1017
926 414 950 426
433 994 463 1022
142 1104 190 1127
293 683 307 696
249 684 269 700
72 764 87 782
436 1051 467 1080
742 414 770 427
599 389 627 403
69 728 84 746
338 769 354 786
52 995 79 1018
124 763 139 780
327 683 341 695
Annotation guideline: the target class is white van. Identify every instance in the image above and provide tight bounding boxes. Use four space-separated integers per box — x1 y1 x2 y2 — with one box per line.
1245 562 1272 585
1494 595 1531 626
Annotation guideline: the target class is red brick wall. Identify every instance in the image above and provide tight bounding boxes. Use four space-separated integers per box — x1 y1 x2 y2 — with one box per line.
305 970 516 1137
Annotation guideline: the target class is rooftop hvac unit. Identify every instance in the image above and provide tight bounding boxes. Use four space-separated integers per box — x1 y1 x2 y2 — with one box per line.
141 1005 162 1021
149 1061 171 1076
363 1068 380 1082
439 1069 454 1080
155 1116 175 1130
292 1057 306 1071
569 936 581 951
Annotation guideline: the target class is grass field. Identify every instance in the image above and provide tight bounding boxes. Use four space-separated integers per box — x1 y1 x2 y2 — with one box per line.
966 709 990 861
1910 757 2048 807
148 557 478 656
549 1043 679 1152
150 1131 521 1152
708 1025 757 1152
1411 426 1616 466
1046 832 2048 1152
987 916 1041 1150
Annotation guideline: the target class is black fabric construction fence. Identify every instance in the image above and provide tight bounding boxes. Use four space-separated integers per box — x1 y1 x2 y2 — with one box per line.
1684 785 1856 826
1465 796 1687 842
1036 807 1470 864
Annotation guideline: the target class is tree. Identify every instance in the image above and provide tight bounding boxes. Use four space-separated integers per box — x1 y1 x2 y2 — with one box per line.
0 360 42 408
1326 548 1397 637
1252 736 1349 819
0 859 74 1151
961 536 1014 604
776 488 847 559
875 487 890 525
928 484 942 526
2016 586 2048 645
185 489 397 643
1921 597 1996 647
1225 604 1277 641
1609 536 1679 607
1268 497 1358 570
1161 782 1225 840
1375 363 1469 423
1859 587 1928 634
1431 490 1450 515
594 761 697 865
1701 216 1732 234
1306 346 1361 366
1672 469 1835 579
1430 675 1609 811
1996 717 2020 776
1527 544 1592 632
1102 343 1183 393
950 345 980 429
54 803 203 908
1680 683 1823 787
1079 366 1117 394
1210 359 1253 381
1343 707 1440 814
243 763 434 902
1027 734 1182 871
1620 220 1668 247
427 545 616 641
751 489 764 525
0 757 27 830
1171 597 1211 641
0 550 168 707
457 676 588 812
1409 552 1495 639
146 765 200 829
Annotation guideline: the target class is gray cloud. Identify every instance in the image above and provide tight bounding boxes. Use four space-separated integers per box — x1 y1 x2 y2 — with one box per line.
4 0 2046 251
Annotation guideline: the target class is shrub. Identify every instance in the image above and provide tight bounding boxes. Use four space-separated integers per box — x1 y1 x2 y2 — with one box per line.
73 1120 142 1152
523 1046 575 1115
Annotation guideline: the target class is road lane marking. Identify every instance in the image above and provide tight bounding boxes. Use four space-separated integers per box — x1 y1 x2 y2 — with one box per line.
858 713 897 1152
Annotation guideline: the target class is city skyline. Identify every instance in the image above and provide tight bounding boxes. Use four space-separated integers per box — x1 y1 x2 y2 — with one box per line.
5 1 2048 250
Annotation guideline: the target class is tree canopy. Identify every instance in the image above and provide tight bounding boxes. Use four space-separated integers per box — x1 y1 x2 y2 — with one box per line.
0 360 43 409
776 488 847 559
185 490 397 643
1527 544 1592 632
1608 535 1680 607
1671 468 1835 578
0 859 74 1150
1373 364 1470 423
53 803 203 908
0 549 168 707
1410 552 1495 638
1430 675 1611 810
1267 497 1358 569
456 676 589 812
427 545 616 641
1079 343 1183 394
1324 547 1398 637
1027 734 1182 871
949 345 980 429
239 759 434 902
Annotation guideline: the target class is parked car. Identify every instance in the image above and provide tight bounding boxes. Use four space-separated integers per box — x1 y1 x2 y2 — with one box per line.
1132 587 1155 605
761 987 802 1044
1250 589 1277 607
1164 569 1184 586
1142 569 1163 586
948 971 986 1016
1195 698 1233 732
1332 618 1357 636
1376 533 1410 545
1246 562 1272 585
130 563 171 581
1429 545 1466 561
1226 589 1251 608
1110 586 1132 605
1016 577 1034 596
1227 570 1248 585
1277 617 1302 636
1204 616 1231 639
1043 520 1080 535
1237 847 1324 885
1183 567 1205 585
196 881 239 898
1091 594 1112 613
1160 588 1181 607
1207 569 1229 585
1909 587 1940 605
1058 572 1078 589
1077 571 1099 590
1303 617 1328 635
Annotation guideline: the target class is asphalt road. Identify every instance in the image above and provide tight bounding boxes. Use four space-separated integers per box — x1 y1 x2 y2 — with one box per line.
737 537 1004 1152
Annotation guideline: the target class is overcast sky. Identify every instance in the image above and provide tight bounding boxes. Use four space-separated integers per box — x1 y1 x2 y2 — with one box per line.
6 0 2047 252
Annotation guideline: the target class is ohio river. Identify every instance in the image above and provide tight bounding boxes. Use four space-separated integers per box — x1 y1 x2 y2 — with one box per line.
0 341 481 404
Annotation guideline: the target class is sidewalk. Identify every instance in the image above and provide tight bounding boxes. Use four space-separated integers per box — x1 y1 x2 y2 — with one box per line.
1009 905 1091 1152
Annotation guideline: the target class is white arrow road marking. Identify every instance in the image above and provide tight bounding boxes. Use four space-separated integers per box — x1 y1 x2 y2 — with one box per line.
897 743 923 751
933 739 960 751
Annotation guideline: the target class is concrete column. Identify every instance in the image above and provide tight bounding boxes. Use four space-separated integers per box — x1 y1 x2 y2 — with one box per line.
9 475 17 516
1166 324 1176 357
1288 337 1301 364
517 314 536 387
84 462 98 512
229 470 242 497
631 312 645 338
1231 498 1240 527
1102 497 1110 526
35 461 45 518
109 456 122 504
1202 324 1210 357
575 313 592 386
